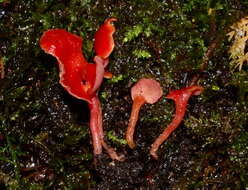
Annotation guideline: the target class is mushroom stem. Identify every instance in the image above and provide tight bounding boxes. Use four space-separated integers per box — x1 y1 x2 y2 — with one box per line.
89 96 103 155
89 96 124 161
150 85 203 159
126 96 146 149
150 103 187 159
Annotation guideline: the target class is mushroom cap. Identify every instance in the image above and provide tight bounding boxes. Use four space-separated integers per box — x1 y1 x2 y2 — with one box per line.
131 78 163 104
40 29 94 103
40 29 84 61
166 85 203 102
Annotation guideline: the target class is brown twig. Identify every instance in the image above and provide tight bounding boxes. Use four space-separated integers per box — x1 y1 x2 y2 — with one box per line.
0 57 5 79
189 9 225 86
189 36 221 86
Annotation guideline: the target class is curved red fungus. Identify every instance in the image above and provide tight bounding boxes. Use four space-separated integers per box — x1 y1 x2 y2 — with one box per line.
94 17 117 59
40 18 123 161
150 85 203 159
126 78 163 149
40 29 92 103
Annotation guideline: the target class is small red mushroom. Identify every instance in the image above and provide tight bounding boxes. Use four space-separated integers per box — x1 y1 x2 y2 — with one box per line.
40 18 123 161
40 29 92 102
126 78 163 149
150 85 203 159
94 17 117 60
94 18 117 78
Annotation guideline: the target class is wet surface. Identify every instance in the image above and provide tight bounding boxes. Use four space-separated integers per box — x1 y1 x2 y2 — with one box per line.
0 0 248 189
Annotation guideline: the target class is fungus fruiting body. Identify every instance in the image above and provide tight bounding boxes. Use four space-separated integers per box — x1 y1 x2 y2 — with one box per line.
94 17 117 60
40 18 123 161
40 29 92 102
150 85 203 159
94 18 117 74
126 78 163 149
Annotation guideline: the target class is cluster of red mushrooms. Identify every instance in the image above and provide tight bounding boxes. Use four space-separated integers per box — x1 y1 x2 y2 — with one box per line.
40 17 203 161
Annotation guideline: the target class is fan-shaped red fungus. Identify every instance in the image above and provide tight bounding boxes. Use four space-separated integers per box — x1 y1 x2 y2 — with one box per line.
40 29 92 102
126 78 163 149
40 18 123 161
150 85 203 159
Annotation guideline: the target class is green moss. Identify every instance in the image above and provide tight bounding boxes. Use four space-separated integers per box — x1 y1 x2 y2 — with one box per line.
231 71 248 101
211 85 220 91
100 91 108 100
122 17 165 44
132 49 151 59
230 132 248 162
109 74 124 83
107 130 127 145
123 24 143 43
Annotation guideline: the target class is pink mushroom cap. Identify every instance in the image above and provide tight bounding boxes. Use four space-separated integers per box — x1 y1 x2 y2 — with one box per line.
131 78 163 104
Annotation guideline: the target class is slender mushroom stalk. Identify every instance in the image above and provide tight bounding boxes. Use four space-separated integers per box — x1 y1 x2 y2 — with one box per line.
126 78 163 149
88 95 122 160
88 96 103 155
40 18 124 161
150 85 203 159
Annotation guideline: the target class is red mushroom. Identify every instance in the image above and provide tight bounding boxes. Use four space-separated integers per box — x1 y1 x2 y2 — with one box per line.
40 29 92 102
126 78 163 149
40 18 123 161
94 18 117 61
93 18 117 78
150 85 203 159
